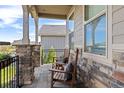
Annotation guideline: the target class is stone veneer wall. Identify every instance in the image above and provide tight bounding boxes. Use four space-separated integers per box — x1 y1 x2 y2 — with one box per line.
32 45 41 67
15 45 40 86
112 51 124 87
77 56 124 88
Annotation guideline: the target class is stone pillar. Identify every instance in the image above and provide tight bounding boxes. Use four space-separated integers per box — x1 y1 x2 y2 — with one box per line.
16 45 32 85
22 5 30 44
32 45 41 67
15 45 40 86
34 18 39 44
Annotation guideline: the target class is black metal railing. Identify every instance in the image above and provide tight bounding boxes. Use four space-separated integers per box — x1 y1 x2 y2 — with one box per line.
0 56 19 88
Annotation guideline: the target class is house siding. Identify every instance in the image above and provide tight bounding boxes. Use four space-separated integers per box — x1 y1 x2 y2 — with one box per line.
112 6 124 44
76 5 124 88
73 5 83 48
41 36 65 49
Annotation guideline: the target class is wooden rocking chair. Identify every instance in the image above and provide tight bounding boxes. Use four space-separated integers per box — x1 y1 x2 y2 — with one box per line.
49 48 79 88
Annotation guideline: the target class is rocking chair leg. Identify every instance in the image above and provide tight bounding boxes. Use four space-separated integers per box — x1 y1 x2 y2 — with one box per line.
71 80 75 88
51 72 53 88
51 81 53 88
71 82 73 88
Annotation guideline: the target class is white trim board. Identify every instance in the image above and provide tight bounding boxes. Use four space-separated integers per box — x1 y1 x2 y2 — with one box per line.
82 52 113 67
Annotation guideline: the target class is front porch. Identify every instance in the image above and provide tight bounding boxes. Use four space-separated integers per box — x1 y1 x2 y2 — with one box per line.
1 5 124 88
18 5 124 88
23 64 69 88
23 64 85 88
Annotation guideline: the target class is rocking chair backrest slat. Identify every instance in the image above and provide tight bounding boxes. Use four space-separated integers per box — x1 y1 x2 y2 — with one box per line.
68 48 79 81
64 48 70 59
73 48 79 81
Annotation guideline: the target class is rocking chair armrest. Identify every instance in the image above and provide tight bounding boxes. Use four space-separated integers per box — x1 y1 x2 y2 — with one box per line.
49 69 72 74
56 62 65 65
53 57 63 61
52 62 64 67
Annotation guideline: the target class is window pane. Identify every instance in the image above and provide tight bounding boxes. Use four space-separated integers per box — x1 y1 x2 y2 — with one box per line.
68 13 74 32
85 5 105 21
68 13 74 49
85 22 93 47
94 15 106 55
85 15 106 56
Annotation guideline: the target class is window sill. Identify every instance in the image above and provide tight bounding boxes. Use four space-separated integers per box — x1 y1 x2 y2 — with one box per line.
82 52 113 67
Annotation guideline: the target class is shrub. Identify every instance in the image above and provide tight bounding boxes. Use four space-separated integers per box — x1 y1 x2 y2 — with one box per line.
40 47 57 64
46 47 56 64
0 52 10 61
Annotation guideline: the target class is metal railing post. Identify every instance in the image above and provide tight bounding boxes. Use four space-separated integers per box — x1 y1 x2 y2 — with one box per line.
0 62 1 88
16 56 19 88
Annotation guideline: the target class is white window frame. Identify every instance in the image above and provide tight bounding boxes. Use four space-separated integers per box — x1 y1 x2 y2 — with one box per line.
67 6 75 49
67 7 75 33
83 5 112 63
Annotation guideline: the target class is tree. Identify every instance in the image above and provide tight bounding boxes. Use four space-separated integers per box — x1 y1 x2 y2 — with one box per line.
46 47 56 64
40 47 47 64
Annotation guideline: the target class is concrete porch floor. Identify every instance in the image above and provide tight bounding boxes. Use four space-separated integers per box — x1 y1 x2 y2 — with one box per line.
23 64 70 88
23 64 86 88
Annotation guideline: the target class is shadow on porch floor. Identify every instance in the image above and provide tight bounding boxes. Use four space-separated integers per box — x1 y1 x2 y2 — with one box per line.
23 64 85 88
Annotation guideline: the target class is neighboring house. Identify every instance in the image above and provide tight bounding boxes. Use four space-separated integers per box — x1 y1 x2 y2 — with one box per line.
39 25 66 49
12 40 22 45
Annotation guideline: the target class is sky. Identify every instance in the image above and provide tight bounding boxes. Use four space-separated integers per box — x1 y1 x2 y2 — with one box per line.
0 5 66 43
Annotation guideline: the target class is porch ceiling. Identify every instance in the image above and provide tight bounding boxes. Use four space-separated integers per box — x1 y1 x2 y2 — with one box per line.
29 5 72 19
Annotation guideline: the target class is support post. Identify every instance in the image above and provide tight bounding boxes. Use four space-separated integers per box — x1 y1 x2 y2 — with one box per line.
22 5 30 44
34 18 39 44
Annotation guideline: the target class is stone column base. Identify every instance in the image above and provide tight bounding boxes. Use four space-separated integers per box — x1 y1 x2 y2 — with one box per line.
15 44 40 86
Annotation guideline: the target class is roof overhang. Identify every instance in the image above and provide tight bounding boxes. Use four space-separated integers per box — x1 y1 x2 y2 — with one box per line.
28 5 72 19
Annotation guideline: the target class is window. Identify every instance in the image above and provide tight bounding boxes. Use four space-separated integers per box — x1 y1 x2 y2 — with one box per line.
68 12 74 49
84 5 106 56
68 13 74 32
85 5 105 21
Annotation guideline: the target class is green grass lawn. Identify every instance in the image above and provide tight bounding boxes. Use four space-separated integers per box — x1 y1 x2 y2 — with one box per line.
0 64 16 87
